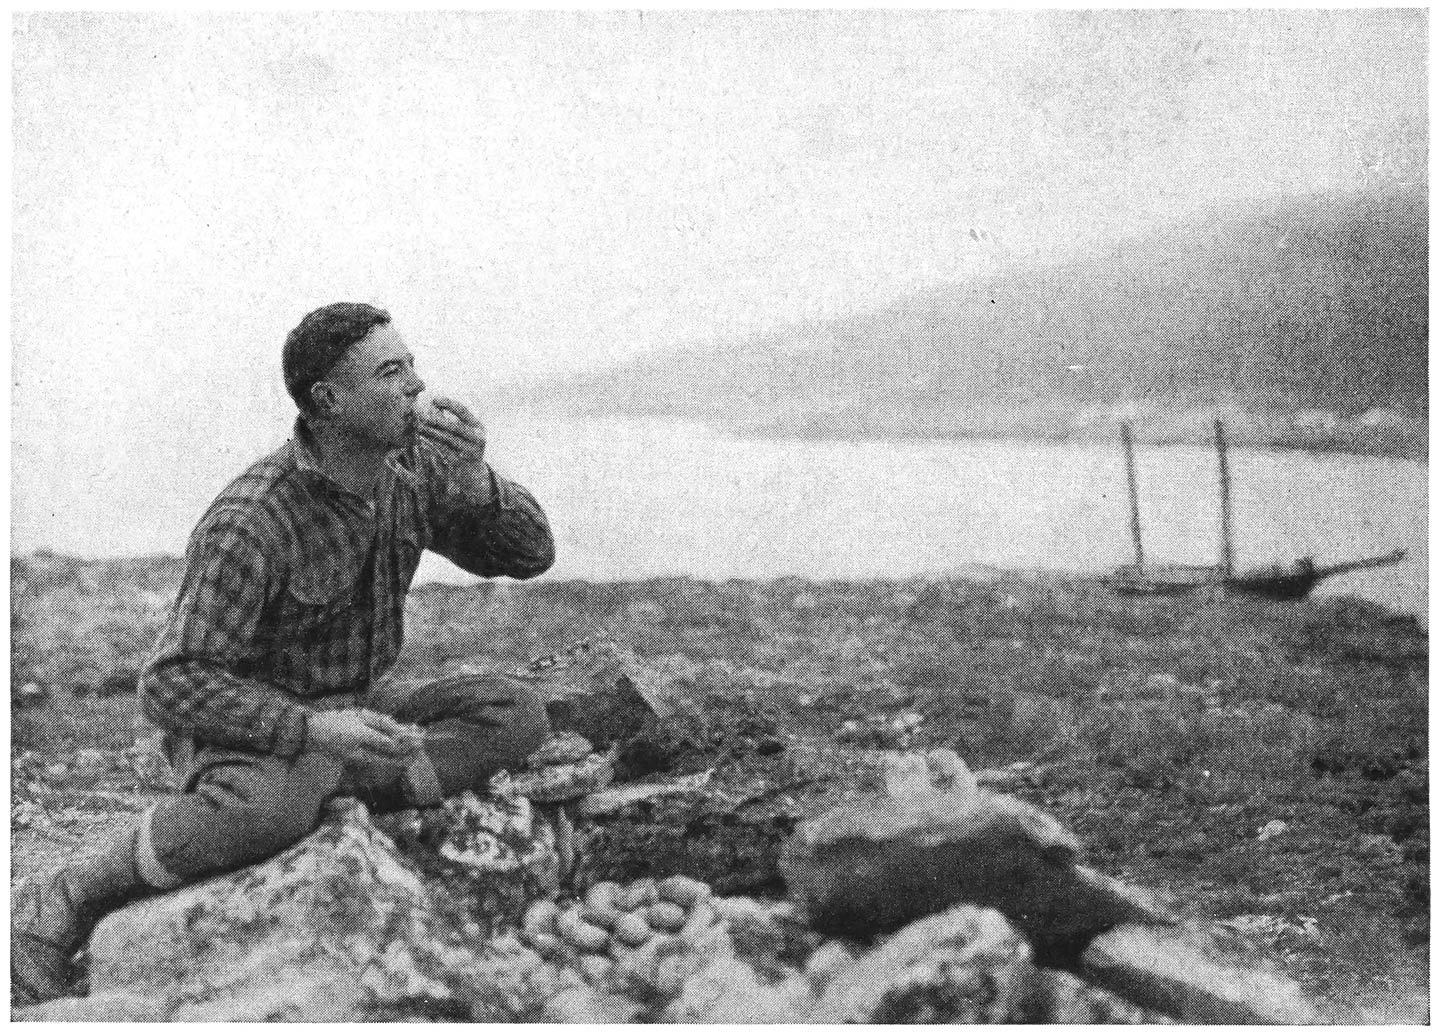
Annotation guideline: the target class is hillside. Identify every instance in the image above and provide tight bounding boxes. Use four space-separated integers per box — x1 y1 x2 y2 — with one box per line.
521 187 1426 457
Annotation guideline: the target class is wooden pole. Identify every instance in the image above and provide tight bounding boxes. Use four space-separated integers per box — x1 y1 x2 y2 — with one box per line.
1215 418 1235 576
1121 421 1145 567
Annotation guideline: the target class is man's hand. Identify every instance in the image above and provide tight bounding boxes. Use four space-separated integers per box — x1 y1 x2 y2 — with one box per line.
308 709 423 779
418 397 491 499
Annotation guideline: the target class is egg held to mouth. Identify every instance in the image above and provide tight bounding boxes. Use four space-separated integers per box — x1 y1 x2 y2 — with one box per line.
417 396 464 429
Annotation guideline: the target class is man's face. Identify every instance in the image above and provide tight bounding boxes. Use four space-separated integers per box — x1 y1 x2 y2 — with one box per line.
317 324 426 450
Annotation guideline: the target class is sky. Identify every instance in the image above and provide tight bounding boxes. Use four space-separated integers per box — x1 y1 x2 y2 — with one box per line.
10 9 1428 560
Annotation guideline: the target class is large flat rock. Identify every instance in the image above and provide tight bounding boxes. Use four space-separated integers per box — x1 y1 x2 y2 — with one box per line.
1082 923 1323 1024
779 754 1175 945
808 904 1037 1022
76 792 560 1021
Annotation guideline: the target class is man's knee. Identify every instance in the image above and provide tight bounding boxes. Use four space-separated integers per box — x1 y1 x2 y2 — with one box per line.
387 673 552 799
147 752 339 880
385 672 550 734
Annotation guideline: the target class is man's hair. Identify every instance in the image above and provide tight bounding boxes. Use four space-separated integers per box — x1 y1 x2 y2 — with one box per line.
283 302 392 415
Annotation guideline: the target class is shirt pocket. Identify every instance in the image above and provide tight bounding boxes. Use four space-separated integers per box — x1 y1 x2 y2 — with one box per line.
283 564 361 632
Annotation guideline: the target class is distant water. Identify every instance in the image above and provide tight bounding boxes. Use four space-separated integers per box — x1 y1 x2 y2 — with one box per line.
441 416 1427 619
13 414 1427 621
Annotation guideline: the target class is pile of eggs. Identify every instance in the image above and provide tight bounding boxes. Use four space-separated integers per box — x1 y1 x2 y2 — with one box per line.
521 876 716 977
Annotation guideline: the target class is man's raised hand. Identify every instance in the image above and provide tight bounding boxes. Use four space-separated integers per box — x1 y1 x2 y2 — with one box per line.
419 396 486 466
417 395 493 500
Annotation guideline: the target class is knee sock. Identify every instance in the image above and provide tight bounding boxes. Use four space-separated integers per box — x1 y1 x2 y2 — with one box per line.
133 805 186 891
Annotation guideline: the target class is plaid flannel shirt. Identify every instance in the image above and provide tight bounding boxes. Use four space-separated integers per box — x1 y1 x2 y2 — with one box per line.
139 419 554 758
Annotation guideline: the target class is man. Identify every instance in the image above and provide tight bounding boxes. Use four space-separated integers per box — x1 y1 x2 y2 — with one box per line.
12 303 556 1005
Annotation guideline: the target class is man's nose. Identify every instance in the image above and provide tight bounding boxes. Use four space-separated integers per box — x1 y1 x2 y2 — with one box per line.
407 372 425 397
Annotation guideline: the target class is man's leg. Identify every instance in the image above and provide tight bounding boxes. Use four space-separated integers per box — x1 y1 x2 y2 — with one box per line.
137 745 344 885
365 672 552 810
10 826 147 1007
11 744 342 1006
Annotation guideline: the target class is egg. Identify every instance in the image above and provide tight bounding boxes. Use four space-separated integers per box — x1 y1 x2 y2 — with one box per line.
526 932 564 960
617 878 658 911
645 901 687 934
522 899 560 937
556 907 610 953
612 912 654 948
576 954 615 984
658 875 709 908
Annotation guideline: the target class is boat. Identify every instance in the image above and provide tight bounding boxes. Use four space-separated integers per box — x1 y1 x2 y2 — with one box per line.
1225 549 1407 601
1105 419 1405 601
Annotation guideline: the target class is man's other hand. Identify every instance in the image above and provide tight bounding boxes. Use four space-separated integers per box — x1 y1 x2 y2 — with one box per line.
308 709 422 770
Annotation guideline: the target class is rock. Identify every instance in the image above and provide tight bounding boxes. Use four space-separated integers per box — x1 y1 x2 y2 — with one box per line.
378 788 563 933
807 905 1037 1022
1071 864 1180 929
460 933 643 1023
974 760 1053 790
541 981 640 1023
1081 923 1324 1023
712 897 822 980
87 797 551 1020
1030 968 1173 1024
519 636 678 747
16 681 48 706
573 760 800 895
73 748 110 772
660 950 811 1023
576 745 934 896
12 989 168 1022
781 753 1163 946
169 970 368 1022
505 752 614 803
1256 819 1288 841
578 769 715 817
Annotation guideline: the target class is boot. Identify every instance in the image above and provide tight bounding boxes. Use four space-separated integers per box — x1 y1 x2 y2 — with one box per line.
11 824 147 1006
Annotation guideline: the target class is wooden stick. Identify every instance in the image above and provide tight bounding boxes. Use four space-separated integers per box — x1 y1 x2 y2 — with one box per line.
1121 421 1145 568
1215 418 1235 576
1313 548 1407 579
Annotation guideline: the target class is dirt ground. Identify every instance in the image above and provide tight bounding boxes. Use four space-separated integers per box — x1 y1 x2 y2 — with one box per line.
10 553 1429 1021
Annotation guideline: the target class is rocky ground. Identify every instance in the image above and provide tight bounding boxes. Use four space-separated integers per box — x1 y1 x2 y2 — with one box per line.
10 552 1430 1020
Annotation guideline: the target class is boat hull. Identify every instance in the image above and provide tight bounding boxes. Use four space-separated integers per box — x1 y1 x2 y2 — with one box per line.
1105 564 1224 597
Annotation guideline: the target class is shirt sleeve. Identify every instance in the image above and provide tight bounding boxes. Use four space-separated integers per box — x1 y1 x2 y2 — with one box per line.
138 509 311 757
415 441 556 580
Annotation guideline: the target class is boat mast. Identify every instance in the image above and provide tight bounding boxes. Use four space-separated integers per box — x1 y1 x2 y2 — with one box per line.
1215 418 1234 576
1121 421 1145 567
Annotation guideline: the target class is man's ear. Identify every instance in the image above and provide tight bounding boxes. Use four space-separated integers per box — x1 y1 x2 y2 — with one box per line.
309 380 339 417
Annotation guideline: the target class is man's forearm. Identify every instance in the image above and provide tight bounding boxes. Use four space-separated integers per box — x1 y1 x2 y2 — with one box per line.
432 470 556 579
139 660 310 758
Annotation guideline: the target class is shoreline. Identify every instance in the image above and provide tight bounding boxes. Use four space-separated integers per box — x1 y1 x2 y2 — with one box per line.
13 551 1427 624
503 401 1428 464
730 421 1429 463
